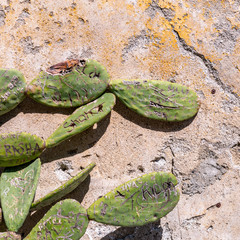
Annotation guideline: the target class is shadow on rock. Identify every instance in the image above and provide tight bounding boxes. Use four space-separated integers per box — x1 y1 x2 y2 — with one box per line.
40 113 111 163
113 98 197 133
19 175 91 238
0 97 75 127
101 220 163 240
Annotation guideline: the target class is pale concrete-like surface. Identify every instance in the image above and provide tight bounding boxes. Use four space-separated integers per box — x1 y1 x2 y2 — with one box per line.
0 0 239 239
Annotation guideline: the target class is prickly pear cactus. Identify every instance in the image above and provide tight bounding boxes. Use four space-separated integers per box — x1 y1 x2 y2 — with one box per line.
26 59 110 107
87 172 180 227
46 93 116 148
31 162 96 211
25 199 89 240
0 232 21 240
0 69 26 116
0 158 41 232
0 132 45 167
109 79 200 121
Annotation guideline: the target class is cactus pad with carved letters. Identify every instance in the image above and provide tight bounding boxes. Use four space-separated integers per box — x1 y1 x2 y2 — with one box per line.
109 79 200 121
26 59 110 107
0 158 41 232
25 199 89 240
87 172 180 227
0 132 45 167
0 232 21 240
46 93 116 148
31 162 96 211
0 69 26 116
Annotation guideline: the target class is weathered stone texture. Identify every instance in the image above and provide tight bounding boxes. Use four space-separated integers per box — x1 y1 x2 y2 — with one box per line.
0 0 239 239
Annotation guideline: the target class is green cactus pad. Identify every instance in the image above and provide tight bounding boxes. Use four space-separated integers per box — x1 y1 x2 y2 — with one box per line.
31 162 96 211
0 69 26 116
87 172 180 227
0 132 45 167
0 232 21 240
26 59 110 107
0 158 41 232
109 79 200 121
25 199 89 240
46 93 116 148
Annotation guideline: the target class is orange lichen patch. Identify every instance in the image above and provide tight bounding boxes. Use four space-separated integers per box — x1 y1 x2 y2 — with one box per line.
154 0 240 93
137 0 152 10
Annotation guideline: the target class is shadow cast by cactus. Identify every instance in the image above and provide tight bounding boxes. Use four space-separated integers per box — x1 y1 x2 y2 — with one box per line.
19 175 91 238
101 220 163 240
113 98 197 133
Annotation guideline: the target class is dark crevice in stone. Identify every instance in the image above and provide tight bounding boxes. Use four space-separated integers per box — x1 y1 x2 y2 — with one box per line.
156 4 240 103
0 6 6 27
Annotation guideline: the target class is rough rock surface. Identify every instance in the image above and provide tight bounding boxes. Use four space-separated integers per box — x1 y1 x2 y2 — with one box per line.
0 0 239 239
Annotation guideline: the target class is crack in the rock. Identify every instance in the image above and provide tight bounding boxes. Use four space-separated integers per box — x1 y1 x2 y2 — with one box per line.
172 29 239 101
155 3 239 103
182 213 205 223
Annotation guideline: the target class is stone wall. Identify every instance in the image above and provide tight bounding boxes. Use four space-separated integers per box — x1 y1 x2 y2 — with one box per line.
0 0 239 239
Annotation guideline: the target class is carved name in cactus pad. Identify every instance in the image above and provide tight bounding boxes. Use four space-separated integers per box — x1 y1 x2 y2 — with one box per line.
0 69 26 116
0 133 45 167
0 232 21 240
27 59 109 107
46 93 116 148
0 159 41 232
109 79 200 121
25 199 89 240
87 172 180 227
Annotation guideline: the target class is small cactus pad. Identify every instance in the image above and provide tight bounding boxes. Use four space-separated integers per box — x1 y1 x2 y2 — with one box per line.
0 132 45 167
25 199 89 240
31 162 96 211
0 158 41 232
26 59 110 107
0 69 26 116
0 232 21 240
109 79 200 121
87 172 180 227
46 93 116 148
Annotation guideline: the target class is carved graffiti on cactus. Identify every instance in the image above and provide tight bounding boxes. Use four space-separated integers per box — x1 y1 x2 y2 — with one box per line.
0 133 45 167
0 159 41 232
63 103 104 132
45 93 116 148
109 79 200 121
25 199 89 240
0 69 26 116
87 172 180 227
27 59 110 108
4 143 41 157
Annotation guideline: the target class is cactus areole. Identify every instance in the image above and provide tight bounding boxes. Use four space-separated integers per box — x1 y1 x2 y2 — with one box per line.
0 132 45 167
109 79 200 121
0 69 26 116
87 172 180 227
26 59 110 107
